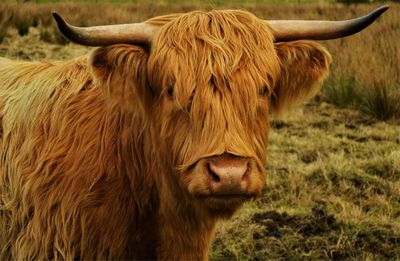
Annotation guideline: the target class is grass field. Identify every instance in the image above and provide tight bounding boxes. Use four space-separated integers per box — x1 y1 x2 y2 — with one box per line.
0 2 399 260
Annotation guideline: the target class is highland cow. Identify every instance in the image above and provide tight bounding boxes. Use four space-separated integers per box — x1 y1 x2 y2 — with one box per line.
0 6 388 260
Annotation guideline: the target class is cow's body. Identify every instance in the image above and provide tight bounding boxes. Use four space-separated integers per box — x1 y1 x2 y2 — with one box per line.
0 57 156 259
0 7 386 260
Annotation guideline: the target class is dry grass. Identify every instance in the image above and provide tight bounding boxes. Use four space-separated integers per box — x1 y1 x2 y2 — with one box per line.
212 102 400 260
0 2 399 260
321 4 400 120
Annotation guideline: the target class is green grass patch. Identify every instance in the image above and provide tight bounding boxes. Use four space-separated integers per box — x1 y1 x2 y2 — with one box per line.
322 76 400 120
359 83 400 120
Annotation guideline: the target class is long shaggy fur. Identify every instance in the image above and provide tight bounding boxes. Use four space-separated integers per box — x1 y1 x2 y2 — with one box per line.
0 10 330 260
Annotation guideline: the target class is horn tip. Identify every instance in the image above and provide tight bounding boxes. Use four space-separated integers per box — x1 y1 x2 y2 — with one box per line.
52 11 59 19
52 11 66 27
380 4 390 11
374 5 389 16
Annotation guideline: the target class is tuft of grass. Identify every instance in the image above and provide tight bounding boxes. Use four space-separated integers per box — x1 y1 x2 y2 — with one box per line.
322 77 400 120
0 27 7 44
39 27 52 43
11 9 31 36
0 6 11 43
322 75 358 108
16 21 29 36
359 83 400 120
363 156 400 181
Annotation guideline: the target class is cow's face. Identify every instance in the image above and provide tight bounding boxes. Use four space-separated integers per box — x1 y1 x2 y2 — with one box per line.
89 10 331 218
145 11 330 217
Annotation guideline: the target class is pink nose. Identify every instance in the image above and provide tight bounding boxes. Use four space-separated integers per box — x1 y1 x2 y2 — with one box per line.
206 156 250 195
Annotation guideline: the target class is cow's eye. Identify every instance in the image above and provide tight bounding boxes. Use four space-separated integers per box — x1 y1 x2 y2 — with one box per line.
167 86 174 98
259 86 269 97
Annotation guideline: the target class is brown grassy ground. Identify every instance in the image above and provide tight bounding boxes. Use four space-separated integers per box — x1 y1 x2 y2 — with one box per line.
212 102 400 260
0 2 399 260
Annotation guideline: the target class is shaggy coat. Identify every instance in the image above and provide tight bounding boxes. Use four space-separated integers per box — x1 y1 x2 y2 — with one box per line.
0 10 330 260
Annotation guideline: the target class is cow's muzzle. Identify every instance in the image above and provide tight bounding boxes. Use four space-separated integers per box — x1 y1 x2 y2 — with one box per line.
186 153 263 216
203 154 252 196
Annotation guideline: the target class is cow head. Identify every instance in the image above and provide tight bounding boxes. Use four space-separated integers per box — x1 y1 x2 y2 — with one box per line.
53 6 387 217
146 11 283 217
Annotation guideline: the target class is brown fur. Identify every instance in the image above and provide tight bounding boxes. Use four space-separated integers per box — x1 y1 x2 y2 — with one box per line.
0 10 330 260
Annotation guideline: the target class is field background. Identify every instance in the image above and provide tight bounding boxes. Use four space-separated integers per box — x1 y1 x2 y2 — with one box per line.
1 1 399 259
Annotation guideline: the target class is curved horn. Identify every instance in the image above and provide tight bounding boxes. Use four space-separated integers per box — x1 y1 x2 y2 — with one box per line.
268 5 389 42
52 12 158 46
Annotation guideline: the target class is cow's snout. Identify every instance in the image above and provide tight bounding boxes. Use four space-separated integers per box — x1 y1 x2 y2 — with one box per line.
205 155 250 195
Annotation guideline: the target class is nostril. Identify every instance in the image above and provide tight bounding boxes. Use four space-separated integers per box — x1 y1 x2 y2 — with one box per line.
241 162 250 181
206 163 220 182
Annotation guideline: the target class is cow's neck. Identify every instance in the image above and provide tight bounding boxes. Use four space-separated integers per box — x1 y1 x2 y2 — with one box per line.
151 163 216 260
135 117 217 260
